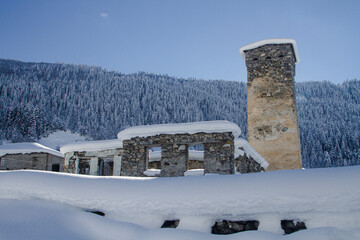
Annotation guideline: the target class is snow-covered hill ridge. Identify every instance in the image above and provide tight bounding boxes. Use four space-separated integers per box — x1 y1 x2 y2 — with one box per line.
1 166 359 234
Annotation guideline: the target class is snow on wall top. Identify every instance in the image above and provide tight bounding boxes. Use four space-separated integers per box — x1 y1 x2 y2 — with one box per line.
0 142 64 158
234 138 269 169
60 139 122 154
117 120 242 141
239 38 300 63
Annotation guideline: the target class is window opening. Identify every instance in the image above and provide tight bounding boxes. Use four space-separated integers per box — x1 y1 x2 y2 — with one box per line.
186 144 204 176
148 147 161 170
78 159 90 175
144 146 161 177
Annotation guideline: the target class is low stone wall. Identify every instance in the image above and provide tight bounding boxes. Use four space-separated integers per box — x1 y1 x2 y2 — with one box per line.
122 132 235 177
148 161 161 169
0 153 64 172
235 150 264 174
149 159 203 170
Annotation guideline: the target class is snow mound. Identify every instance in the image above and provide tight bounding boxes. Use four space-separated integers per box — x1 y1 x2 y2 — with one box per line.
0 199 147 240
3 199 359 240
239 38 300 63
0 142 63 158
234 139 269 169
117 121 242 141
60 139 122 154
1 166 359 235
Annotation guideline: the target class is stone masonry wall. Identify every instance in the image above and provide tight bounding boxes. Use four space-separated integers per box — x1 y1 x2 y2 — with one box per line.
161 143 188 177
149 159 204 170
0 153 63 171
244 43 302 171
121 132 235 177
235 151 264 174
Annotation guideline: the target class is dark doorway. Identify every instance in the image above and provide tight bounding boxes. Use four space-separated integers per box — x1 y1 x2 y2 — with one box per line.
51 163 60 172
98 159 114 176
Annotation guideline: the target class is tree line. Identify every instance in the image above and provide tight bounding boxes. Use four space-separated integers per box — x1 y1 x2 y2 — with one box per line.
0 59 359 168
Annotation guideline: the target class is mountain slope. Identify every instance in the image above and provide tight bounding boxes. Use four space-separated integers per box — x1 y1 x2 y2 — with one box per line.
0 59 359 168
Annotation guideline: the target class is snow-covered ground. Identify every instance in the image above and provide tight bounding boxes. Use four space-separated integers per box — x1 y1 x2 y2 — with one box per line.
1 166 360 239
1 199 358 240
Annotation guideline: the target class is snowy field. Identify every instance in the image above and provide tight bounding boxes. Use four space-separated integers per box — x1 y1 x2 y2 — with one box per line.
1 166 360 240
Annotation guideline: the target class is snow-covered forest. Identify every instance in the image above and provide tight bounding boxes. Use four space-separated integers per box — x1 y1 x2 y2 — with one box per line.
0 59 359 168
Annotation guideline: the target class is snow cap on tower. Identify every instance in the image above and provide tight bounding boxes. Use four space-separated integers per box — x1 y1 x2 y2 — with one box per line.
239 38 300 63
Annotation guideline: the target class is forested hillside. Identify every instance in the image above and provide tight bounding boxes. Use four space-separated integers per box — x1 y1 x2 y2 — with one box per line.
0 59 359 168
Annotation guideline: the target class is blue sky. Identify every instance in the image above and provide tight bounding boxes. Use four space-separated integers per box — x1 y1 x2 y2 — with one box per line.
1 0 359 83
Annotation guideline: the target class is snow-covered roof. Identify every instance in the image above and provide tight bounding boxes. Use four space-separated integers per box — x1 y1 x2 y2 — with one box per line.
234 138 269 169
0 142 64 158
60 139 122 154
117 121 242 141
239 38 300 63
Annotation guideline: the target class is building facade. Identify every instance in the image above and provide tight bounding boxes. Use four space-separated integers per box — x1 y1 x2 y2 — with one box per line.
61 121 268 177
0 143 64 172
61 139 123 176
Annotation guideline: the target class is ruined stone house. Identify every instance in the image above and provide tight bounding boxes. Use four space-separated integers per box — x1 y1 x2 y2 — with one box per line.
61 139 123 176
61 121 268 177
0 142 64 172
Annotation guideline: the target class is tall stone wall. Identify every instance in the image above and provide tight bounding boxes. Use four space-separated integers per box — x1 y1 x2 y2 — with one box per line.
243 43 302 171
122 132 235 177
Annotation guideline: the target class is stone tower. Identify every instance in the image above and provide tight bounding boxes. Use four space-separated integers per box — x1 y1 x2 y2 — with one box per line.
239 39 302 171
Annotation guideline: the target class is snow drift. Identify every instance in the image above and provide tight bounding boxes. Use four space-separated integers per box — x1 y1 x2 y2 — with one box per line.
1 166 359 236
